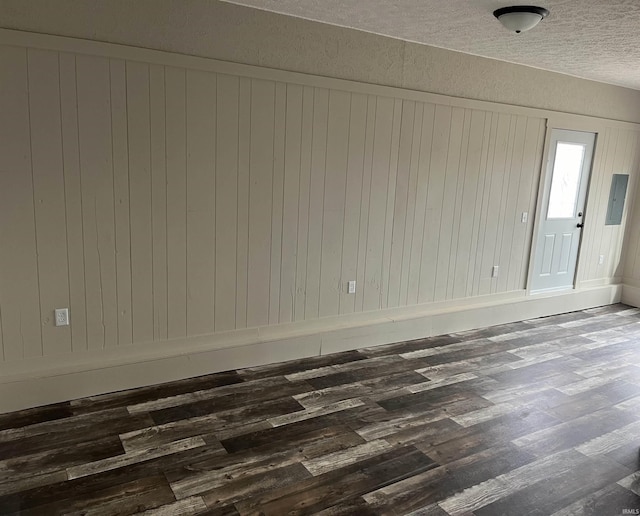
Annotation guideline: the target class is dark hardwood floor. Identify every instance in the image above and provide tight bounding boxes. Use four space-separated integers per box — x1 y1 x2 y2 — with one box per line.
1 304 640 515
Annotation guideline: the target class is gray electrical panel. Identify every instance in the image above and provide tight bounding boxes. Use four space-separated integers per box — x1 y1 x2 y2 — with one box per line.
605 174 629 226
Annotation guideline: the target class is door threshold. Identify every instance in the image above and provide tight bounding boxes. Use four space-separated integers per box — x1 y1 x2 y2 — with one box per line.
529 286 574 296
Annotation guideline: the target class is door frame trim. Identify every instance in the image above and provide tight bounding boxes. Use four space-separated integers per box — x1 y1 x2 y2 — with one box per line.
526 120 599 294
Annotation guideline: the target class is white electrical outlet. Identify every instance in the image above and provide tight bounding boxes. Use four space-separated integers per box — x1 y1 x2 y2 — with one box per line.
599 255 605 265
521 212 528 223
492 265 499 278
347 280 356 294
55 308 69 327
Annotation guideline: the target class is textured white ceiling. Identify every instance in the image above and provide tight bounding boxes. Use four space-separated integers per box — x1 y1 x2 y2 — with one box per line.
222 0 640 90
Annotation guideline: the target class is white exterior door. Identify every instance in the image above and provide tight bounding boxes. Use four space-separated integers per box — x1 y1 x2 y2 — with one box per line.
530 129 595 292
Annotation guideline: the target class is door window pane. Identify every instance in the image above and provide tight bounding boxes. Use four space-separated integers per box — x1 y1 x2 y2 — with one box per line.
547 142 585 219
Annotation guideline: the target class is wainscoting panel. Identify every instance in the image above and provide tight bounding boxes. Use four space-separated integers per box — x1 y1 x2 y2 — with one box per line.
1 29 639 411
0 38 550 354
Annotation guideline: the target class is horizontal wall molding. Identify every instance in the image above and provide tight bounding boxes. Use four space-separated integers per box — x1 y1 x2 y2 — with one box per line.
0 284 621 413
2 28 640 131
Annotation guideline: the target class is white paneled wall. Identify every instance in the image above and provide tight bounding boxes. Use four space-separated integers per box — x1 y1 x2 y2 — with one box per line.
622 131 640 286
584 128 640 283
0 37 638 369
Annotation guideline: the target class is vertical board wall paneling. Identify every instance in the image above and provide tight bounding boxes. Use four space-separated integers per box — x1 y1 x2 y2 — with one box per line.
517 118 546 289
447 110 484 299
620 132 635 279
355 96 376 314
434 107 465 302
247 79 275 328
578 128 606 284
279 84 303 323
165 66 188 339
409 102 436 305
293 86 314 322
215 74 240 332
417 103 449 304
609 130 637 279
627 134 640 280
235 77 251 329
624 133 638 279
59 53 88 353
400 102 426 306
27 49 71 355
339 93 368 315
464 111 493 299
493 115 524 292
445 109 472 301
380 99 402 308
126 61 154 345
471 112 497 297
13 39 640 368
318 90 350 318
578 127 640 283
0 46 41 360
587 127 616 282
363 96 395 312
380 99 402 310
628 134 640 281
492 115 518 294
150 64 168 341
612 131 638 279
476 114 507 296
76 54 117 350
185 70 216 336
305 88 329 319
613 130 640 280
451 110 486 301
109 58 133 346
269 82 287 325
387 100 416 308
600 129 627 279
497 115 527 294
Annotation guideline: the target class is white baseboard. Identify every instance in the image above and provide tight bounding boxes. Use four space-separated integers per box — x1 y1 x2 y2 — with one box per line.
0 284 622 413
578 277 622 289
622 283 640 307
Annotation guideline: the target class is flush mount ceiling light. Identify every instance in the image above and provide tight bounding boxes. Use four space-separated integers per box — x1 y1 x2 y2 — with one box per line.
493 5 549 33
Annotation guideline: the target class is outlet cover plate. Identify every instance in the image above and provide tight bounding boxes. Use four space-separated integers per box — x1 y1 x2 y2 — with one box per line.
55 308 69 327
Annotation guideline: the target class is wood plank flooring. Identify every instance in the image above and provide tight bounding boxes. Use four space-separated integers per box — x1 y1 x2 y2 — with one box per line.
1 304 640 515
